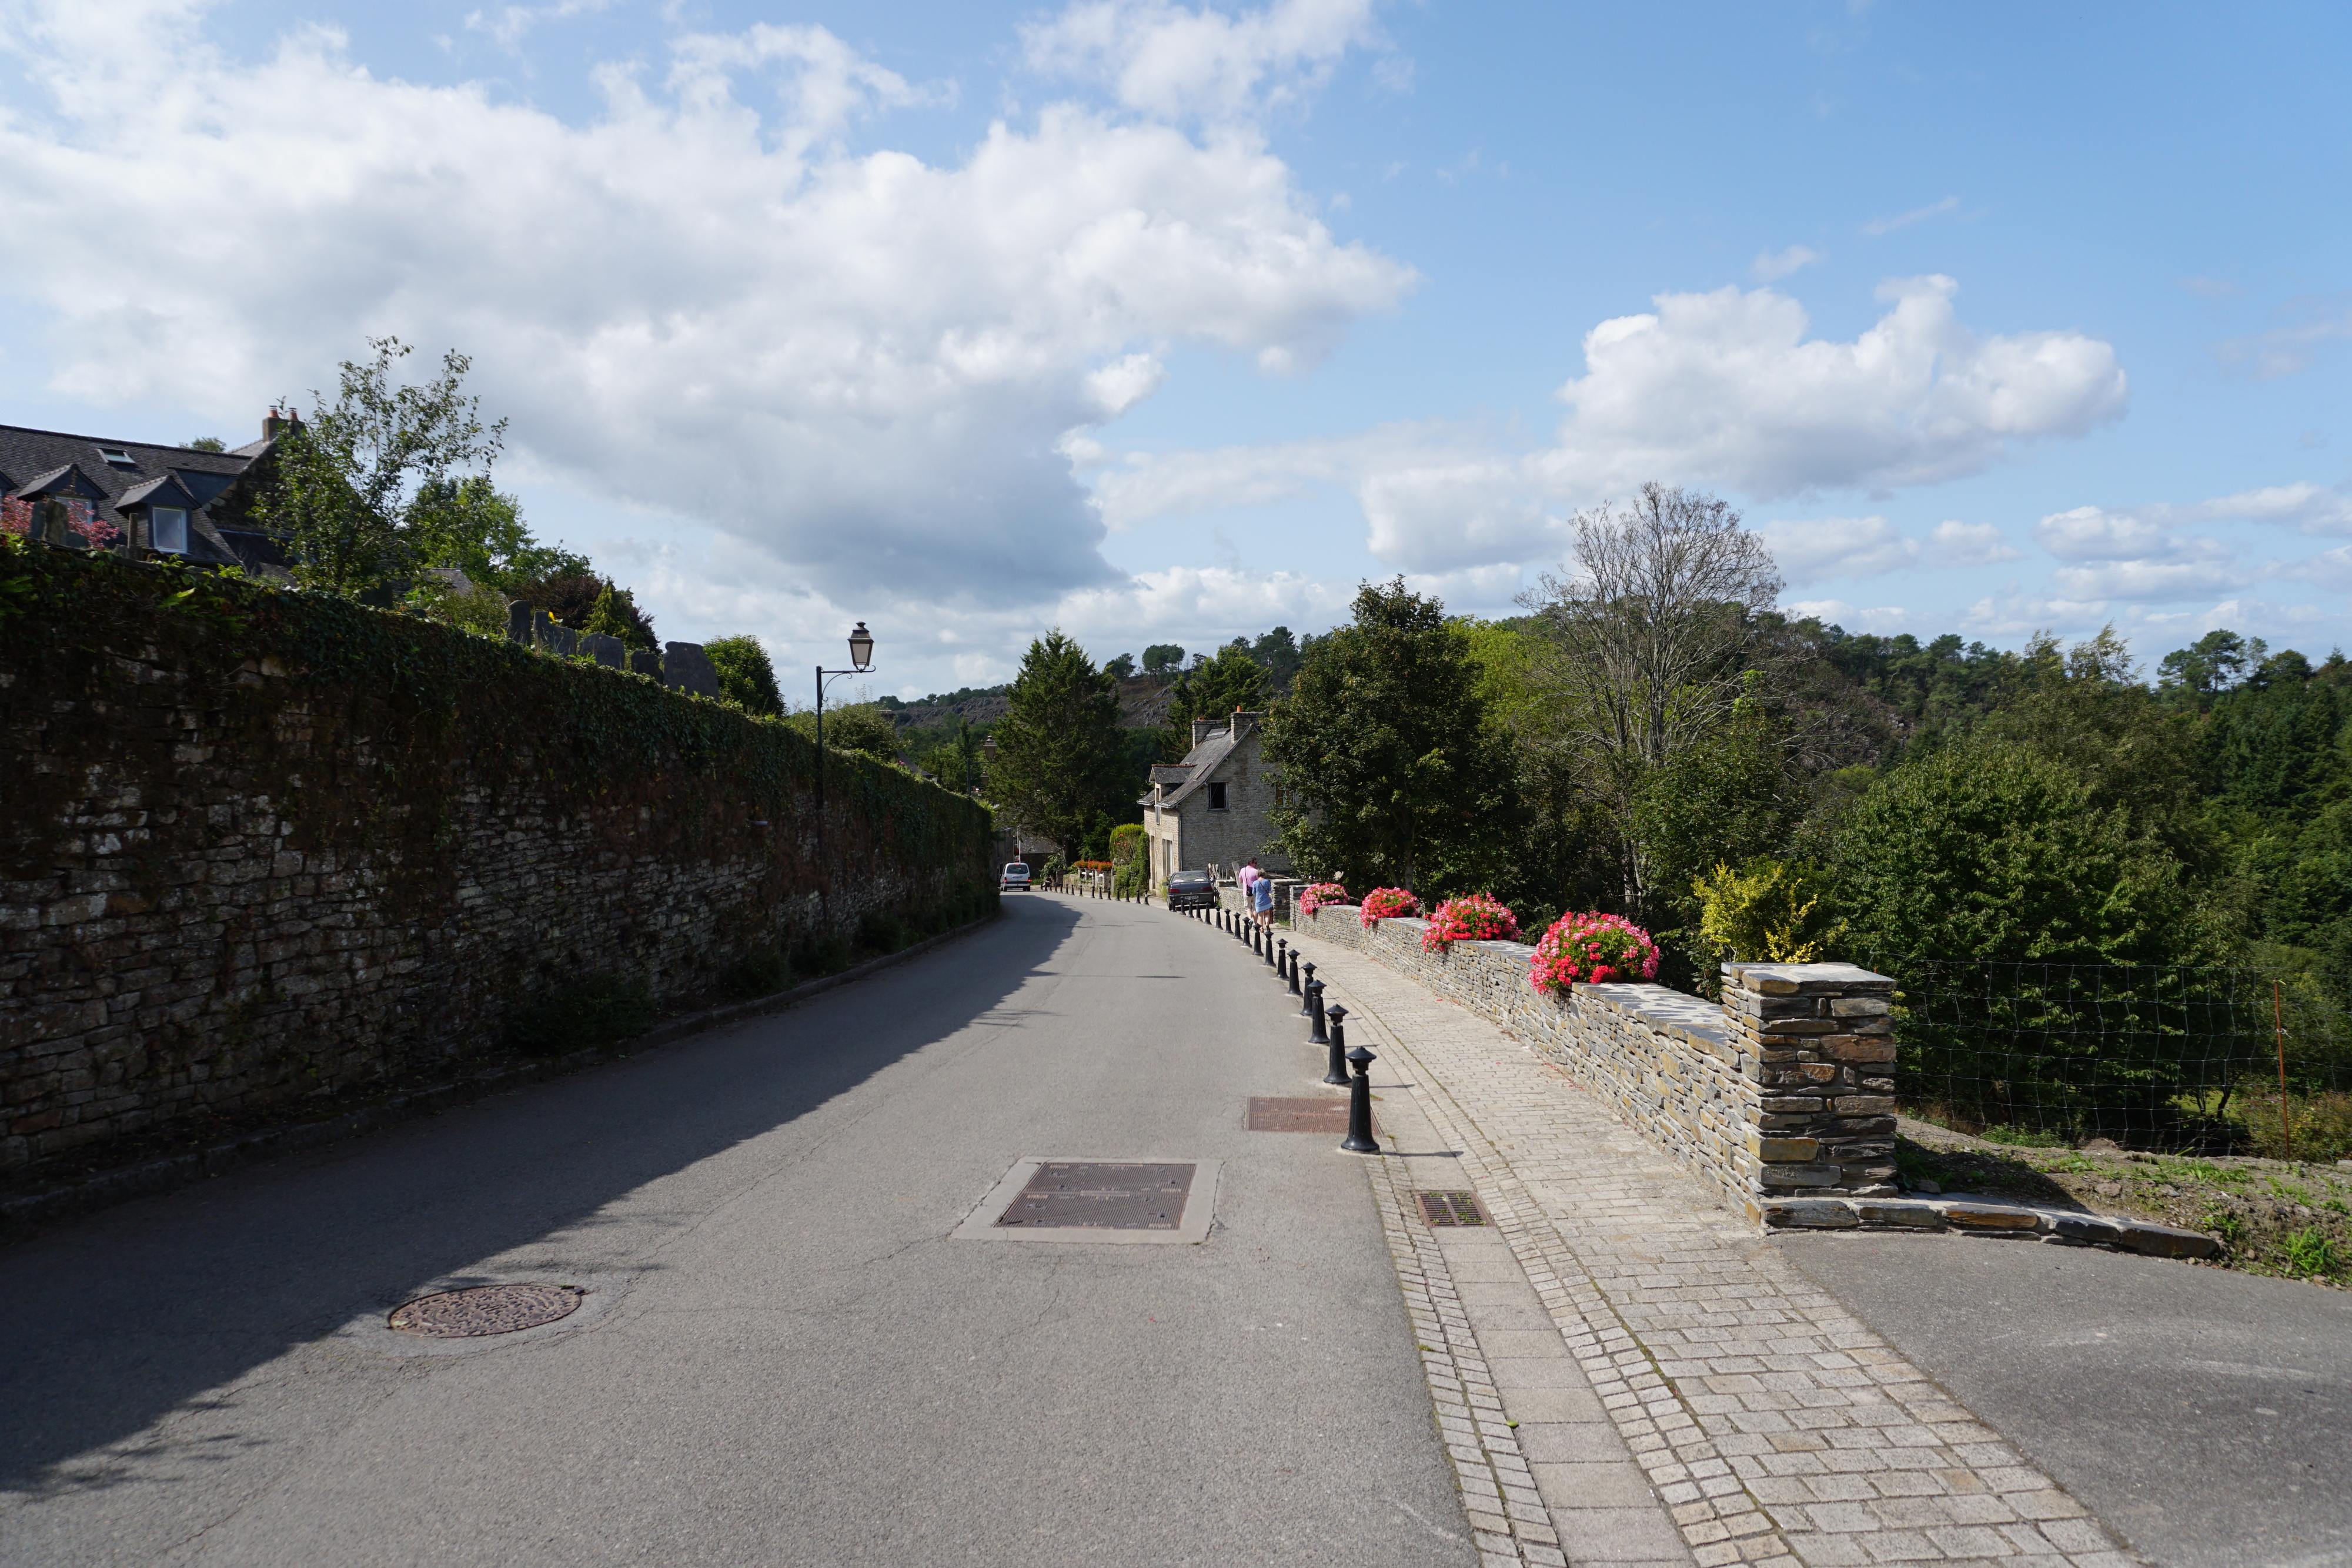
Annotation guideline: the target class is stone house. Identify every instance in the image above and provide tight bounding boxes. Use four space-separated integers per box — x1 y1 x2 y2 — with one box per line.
1139 710 1292 885
0 413 292 573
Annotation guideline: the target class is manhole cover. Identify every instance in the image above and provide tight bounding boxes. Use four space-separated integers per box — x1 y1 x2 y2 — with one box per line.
1247 1096 1358 1134
387 1283 583 1338
994 1161 1195 1230
1418 1191 1488 1227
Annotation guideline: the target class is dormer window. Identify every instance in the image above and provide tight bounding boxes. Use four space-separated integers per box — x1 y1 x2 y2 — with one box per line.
97 447 138 469
150 507 189 554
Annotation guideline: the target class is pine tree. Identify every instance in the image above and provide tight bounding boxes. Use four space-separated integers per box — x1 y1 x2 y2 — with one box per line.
989 631 1132 853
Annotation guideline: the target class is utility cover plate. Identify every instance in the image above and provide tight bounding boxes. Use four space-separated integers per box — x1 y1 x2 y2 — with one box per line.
1246 1096 1358 1134
953 1157 1221 1245
1418 1191 1489 1227
388 1283 582 1337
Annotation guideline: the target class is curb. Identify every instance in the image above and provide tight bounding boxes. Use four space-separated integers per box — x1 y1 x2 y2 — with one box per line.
1759 1192 2220 1257
1 911 1001 1237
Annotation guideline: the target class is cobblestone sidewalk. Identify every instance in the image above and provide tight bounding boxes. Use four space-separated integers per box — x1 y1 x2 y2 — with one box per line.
1298 933 2140 1568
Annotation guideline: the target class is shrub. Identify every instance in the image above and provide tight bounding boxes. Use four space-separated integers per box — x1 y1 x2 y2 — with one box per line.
2241 1089 2352 1162
1359 887 1421 927
1422 892 1521 952
860 910 913 954
1109 823 1147 865
504 973 653 1054
1298 881 1348 916
720 948 791 1000
1530 912 1660 994
793 931 851 978
1692 857 1845 963
1041 854 1067 883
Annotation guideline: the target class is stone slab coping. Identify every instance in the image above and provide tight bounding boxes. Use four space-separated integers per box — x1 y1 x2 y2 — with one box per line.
1761 1190 2220 1258
1725 959 1896 993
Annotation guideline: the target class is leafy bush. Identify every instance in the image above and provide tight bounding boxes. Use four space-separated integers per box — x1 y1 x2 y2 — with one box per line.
1531 912 1661 994
1110 823 1146 865
504 974 653 1054
704 634 783 715
1422 892 1521 952
720 948 792 1000
2241 1089 2352 1162
860 910 913 954
1359 887 1421 927
793 931 851 978
1693 857 1845 963
1298 881 1348 916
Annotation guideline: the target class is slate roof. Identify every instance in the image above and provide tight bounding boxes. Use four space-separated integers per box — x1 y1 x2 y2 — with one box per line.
1139 712 1260 808
0 422 275 566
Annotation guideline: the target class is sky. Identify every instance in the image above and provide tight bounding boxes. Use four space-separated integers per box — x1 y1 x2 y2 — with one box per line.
1 0 2347 700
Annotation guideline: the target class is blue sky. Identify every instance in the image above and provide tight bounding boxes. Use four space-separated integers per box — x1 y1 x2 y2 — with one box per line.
1 0 2346 697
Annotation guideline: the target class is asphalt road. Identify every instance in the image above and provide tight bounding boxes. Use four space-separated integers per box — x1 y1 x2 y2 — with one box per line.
1777 1231 2352 1568
0 895 1473 1567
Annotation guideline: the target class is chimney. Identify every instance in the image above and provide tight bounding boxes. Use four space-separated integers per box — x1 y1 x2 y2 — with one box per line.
262 407 299 441
1192 717 1218 747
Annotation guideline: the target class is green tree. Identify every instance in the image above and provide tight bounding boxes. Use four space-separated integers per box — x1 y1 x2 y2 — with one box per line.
786 703 901 764
704 634 783 715
407 474 587 593
516 571 656 649
184 436 227 453
1834 742 2201 964
989 630 1132 852
1142 643 1186 678
1631 671 1805 932
1167 643 1267 726
258 337 509 596
1264 579 1519 895
1102 652 1137 679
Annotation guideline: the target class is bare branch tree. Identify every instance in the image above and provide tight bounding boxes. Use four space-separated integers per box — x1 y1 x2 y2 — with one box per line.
1515 482 1788 910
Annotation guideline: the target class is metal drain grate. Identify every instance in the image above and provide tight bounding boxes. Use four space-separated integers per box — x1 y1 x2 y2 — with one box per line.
1416 1191 1488 1227
994 1161 1196 1230
388 1283 582 1338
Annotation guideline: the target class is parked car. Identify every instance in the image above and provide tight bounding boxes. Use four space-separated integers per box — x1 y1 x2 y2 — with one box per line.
1001 861 1032 891
1165 869 1217 910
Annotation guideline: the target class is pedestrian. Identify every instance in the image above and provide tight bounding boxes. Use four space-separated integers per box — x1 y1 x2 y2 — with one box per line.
1249 861 1274 931
1236 855 1259 912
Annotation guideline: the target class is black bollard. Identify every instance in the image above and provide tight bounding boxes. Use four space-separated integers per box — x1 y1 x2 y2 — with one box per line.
1298 961 1316 1014
1307 979 1328 1045
1289 950 1304 997
1275 937 1288 979
1323 1002 1351 1086
1341 1039 1380 1153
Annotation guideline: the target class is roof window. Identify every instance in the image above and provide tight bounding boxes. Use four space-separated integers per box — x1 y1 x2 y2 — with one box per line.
97 447 138 469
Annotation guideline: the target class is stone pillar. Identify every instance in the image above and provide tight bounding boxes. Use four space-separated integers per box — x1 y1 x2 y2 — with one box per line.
1720 961 1899 1201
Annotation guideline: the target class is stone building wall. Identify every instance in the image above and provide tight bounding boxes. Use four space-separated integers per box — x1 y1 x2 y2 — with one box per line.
1294 905 1895 1221
0 546 995 1176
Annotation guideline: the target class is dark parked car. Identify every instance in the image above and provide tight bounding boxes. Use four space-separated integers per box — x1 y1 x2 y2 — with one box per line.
1165 870 1217 910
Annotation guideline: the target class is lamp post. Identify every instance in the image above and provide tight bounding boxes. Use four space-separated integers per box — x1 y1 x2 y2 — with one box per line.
814 621 876 907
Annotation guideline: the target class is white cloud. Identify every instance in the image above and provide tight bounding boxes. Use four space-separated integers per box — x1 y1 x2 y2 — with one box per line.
1021 0 1384 125
1785 598 1910 633
1926 519 2023 567
1538 275 2126 499
0 0 1414 607
1862 195 1957 236
2030 503 2243 602
1749 244 1825 282
466 0 618 51
1752 514 1918 583
2215 295 2352 380
1087 276 2127 576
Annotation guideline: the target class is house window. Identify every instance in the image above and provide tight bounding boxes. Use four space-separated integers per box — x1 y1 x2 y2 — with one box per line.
150 508 189 554
1207 782 1228 811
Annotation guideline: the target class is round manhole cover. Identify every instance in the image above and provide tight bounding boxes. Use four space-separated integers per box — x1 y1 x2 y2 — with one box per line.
387 1283 582 1338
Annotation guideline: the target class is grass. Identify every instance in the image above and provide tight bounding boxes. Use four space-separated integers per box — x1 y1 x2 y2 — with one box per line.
1896 1118 2352 1288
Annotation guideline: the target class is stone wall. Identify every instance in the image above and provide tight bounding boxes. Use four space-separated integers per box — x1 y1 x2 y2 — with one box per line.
1294 905 1896 1221
0 545 996 1176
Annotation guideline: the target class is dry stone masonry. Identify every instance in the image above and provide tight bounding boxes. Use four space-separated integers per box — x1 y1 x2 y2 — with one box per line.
1 548 992 1180
1296 908 1896 1223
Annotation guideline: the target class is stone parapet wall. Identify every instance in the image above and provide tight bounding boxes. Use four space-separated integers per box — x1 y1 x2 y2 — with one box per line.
1294 905 1896 1221
1 546 995 1176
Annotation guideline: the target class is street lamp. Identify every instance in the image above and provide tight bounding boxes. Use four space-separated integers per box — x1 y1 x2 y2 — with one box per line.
814 622 877 907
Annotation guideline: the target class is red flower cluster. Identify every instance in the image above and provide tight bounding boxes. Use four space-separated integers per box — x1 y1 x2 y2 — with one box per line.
1529 911 1661 994
1358 887 1421 927
1297 881 1348 916
1421 892 1521 952
0 498 32 536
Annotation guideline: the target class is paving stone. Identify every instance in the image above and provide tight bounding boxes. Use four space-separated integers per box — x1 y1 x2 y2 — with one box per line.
1302 931 2131 1568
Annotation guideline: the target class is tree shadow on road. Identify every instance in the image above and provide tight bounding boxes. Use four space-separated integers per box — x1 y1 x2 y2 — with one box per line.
0 898 1084 1496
